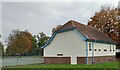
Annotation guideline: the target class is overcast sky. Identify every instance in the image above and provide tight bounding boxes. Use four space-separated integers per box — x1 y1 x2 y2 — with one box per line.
1 0 119 44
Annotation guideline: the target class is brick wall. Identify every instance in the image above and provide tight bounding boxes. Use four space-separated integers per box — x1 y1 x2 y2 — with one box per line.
77 57 86 64
44 56 116 64
44 57 71 64
88 56 116 64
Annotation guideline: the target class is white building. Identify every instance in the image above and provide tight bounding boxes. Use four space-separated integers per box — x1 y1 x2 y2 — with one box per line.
42 20 116 64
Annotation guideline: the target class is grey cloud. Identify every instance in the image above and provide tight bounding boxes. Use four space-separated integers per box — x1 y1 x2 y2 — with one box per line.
2 2 117 43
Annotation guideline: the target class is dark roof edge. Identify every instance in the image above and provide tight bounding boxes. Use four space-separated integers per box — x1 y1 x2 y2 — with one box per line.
86 39 117 45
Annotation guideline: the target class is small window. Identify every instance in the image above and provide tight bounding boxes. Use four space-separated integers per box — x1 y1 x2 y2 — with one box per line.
57 54 63 56
104 49 107 51
110 46 111 51
98 49 101 51
89 43 92 51
113 46 115 51
94 49 97 51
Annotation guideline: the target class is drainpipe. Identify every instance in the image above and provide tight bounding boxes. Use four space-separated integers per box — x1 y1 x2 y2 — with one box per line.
86 41 88 64
92 41 94 64
92 40 96 64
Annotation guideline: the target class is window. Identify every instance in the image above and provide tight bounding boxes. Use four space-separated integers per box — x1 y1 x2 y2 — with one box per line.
94 49 97 51
98 49 101 51
104 49 107 51
89 43 92 51
57 54 63 56
113 46 115 51
110 45 111 51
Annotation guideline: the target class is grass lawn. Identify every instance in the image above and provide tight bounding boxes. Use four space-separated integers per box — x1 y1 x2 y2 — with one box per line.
6 61 119 68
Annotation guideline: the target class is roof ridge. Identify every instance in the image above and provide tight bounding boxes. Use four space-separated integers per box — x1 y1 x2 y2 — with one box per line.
71 20 76 28
56 20 73 31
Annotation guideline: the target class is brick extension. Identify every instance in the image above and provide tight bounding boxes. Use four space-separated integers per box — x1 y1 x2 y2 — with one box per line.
44 56 116 64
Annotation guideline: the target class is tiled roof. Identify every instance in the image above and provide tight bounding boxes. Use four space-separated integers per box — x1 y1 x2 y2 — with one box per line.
56 20 116 44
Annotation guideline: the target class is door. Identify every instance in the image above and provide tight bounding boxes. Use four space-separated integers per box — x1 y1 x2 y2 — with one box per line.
71 56 77 64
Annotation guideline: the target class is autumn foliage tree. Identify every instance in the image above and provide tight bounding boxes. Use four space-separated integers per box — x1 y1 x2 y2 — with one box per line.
88 6 120 48
6 30 34 55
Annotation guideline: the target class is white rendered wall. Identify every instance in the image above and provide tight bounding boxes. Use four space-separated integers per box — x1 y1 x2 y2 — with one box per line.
88 42 116 57
44 30 86 57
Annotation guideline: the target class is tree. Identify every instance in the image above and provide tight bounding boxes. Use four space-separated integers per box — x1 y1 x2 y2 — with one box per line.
0 35 5 56
0 41 2 56
118 4 120 47
0 42 5 56
6 30 34 55
34 32 50 56
88 6 120 48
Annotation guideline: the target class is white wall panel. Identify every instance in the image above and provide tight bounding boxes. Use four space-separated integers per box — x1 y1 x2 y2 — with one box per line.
44 30 86 57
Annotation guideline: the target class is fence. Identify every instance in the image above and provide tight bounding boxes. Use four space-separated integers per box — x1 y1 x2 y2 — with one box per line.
2 56 44 67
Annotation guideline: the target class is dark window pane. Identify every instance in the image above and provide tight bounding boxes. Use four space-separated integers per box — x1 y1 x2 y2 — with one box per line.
57 54 63 56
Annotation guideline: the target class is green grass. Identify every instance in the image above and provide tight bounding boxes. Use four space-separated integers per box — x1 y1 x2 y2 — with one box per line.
9 61 118 68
